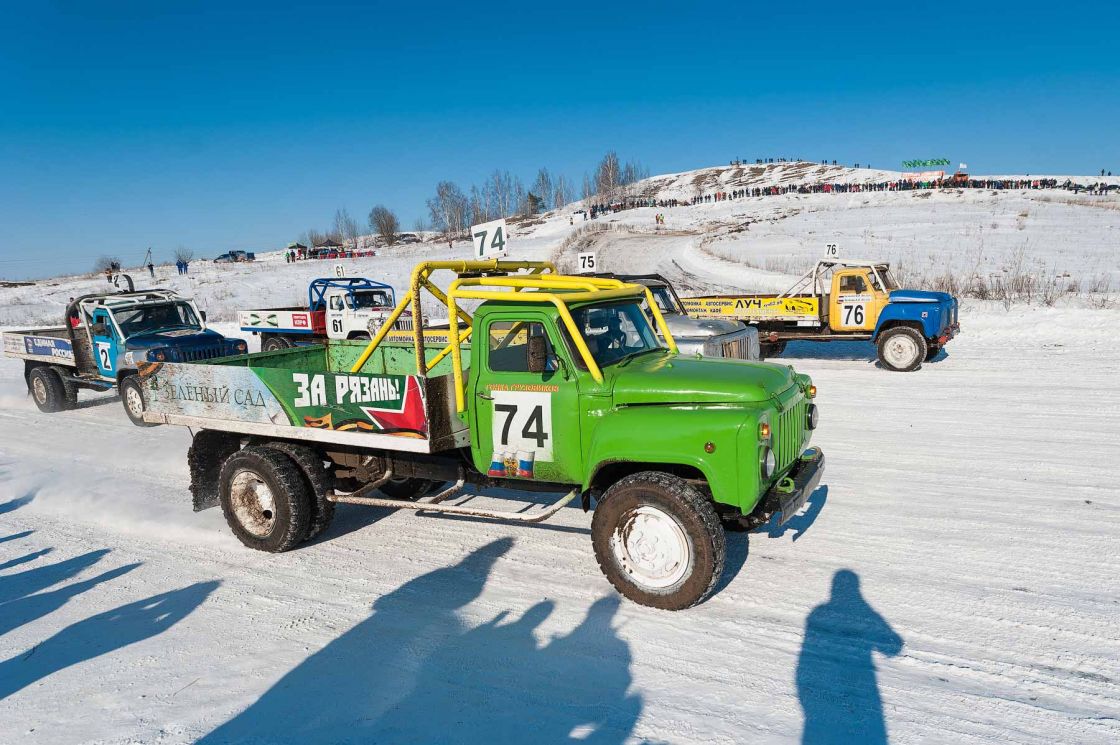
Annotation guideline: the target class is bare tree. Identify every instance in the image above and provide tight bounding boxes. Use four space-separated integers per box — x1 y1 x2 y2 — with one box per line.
412 216 429 234
174 246 194 263
512 175 526 216
426 181 469 238
94 255 120 272
368 205 400 246
553 174 573 209
581 172 595 205
333 208 361 250
301 228 327 247
595 151 622 200
532 168 553 212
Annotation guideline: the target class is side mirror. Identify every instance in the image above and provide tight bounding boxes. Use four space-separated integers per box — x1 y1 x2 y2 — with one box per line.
526 335 548 374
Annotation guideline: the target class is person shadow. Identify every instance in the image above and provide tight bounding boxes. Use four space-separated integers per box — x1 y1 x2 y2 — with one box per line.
0 580 219 700
796 570 903 744
0 491 36 516
201 539 641 744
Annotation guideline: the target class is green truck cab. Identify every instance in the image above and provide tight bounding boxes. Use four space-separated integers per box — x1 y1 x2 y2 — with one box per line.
142 260 823 610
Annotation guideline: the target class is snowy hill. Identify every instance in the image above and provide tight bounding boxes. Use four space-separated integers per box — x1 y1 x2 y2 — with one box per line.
1 163 1119 744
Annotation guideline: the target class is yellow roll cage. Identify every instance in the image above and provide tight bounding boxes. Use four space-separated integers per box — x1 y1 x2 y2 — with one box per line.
350 259 678 412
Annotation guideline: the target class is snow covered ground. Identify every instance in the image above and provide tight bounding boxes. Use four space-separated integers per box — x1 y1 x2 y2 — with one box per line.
1 165 1119 744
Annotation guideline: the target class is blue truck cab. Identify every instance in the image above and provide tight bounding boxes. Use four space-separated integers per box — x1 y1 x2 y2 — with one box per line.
4 288 246 425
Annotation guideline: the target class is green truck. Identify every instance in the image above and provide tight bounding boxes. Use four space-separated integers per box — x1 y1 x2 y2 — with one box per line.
140 260 823 610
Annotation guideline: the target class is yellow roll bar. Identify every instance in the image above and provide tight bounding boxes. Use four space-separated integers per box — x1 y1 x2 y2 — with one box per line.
349 259 678 414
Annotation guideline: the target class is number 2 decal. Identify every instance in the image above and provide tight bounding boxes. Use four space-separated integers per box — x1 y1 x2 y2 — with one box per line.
96 342 113 371
488 391 553 460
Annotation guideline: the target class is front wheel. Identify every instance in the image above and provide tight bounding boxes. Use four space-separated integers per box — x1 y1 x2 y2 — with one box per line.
877 327 927 372
592 471 725 610
120 375 157 426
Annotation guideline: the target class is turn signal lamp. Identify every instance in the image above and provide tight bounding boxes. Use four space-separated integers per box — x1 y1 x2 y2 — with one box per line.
808 384 817 398
759 422 771 439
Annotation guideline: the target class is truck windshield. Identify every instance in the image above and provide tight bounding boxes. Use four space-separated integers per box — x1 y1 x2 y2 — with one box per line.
571 301 662 368
649 286 680 314
114 302 201 338
351 290 393 309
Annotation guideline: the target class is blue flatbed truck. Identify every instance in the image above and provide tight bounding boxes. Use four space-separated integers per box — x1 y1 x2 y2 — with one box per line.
2 288 246 425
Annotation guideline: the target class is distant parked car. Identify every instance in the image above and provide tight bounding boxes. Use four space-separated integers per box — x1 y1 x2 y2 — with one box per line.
214 251 256 263
397 233 422 244
213 253 235 263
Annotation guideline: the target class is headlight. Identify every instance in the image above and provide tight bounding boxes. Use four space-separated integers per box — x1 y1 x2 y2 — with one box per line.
806 404 819 430
235 340 247 353
147 349 167 362
760 447 776 479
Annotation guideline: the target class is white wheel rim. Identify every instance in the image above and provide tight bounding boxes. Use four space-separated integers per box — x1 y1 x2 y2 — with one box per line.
230 469 277 537
32 376 47 404
126 386 145 417
884 335 919 368
610 505 691 590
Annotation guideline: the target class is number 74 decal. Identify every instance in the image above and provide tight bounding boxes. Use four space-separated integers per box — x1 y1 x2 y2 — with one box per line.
489 390 553 460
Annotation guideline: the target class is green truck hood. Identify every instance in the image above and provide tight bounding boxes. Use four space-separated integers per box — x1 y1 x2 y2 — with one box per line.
608 353 795 405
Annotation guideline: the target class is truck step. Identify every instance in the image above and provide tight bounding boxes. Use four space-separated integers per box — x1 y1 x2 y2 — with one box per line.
328 487 579 524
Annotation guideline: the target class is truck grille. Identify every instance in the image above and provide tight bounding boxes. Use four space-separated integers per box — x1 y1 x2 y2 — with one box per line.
393 318 415 331
181 346 225 362
773 395 808 473
721 335 747 360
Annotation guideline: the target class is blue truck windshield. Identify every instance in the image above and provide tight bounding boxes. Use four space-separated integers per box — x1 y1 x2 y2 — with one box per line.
114 302 202 338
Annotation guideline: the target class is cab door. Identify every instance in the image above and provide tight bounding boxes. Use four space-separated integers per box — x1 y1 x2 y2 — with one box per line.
325 291 347 339
829 269 883 332
89 308 119 379
468 314 583 484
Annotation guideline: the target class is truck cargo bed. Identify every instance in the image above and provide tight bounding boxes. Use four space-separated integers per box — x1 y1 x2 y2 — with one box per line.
142 340 472 452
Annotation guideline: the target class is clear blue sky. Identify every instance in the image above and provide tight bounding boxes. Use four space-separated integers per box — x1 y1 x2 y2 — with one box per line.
1 1 1117 278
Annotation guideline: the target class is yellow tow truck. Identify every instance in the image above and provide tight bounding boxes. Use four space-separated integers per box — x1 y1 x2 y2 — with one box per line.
681 260 960 371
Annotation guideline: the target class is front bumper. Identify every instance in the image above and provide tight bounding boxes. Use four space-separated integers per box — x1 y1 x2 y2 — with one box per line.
936 321 961 346
766 447 825 525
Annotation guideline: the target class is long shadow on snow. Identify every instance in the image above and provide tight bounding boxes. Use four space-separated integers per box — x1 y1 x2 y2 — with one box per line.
796 569 903 745
0 547 53 571
201 538 641 744
0 491 37 516
0 531 35 545
0 549 112 606
0 580 219 701
0 561 141 638
777 340 951 366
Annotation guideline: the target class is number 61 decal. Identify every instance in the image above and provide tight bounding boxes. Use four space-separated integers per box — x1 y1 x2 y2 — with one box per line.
488 390 553 461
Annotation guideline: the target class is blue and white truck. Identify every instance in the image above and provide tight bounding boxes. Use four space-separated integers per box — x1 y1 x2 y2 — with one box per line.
237 277 419 351
2 288 246 425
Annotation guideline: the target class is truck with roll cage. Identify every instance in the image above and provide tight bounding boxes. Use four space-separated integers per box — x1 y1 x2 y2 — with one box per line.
2 279 245 426
141 260 823 610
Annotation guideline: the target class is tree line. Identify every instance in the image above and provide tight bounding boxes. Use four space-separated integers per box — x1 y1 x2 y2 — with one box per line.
297 150 647 250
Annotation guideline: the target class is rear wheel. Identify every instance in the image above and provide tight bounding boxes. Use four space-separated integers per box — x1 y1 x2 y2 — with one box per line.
379 477 435 501
120 375 157 426
28 366 70 413
219 447 312 552
592 471 725 610
261 335 291 353
877 327 927 372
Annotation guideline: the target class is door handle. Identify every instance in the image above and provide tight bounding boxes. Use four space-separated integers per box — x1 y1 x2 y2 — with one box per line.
476 393 493 401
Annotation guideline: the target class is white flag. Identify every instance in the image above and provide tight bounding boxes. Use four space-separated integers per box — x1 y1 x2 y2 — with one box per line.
959 163 968 169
